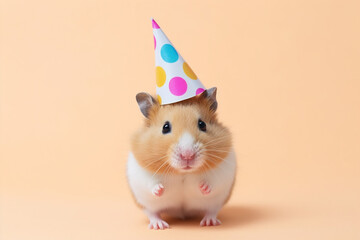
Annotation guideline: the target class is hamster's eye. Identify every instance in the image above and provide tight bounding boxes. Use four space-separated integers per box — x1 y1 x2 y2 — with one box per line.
198 119 207 132
162 121 171 134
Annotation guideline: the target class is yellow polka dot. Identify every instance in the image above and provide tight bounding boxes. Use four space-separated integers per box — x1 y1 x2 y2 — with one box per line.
183 62 197 80
156 66 166 87
157 95 162 105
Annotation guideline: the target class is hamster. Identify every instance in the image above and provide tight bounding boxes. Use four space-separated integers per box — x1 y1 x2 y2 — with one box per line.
127 87 236 230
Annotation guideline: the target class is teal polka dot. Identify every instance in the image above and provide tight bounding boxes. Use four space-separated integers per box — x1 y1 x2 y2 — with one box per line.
161 44 178 63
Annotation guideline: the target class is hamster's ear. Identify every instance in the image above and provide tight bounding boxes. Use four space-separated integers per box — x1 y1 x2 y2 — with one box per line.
199 87 218 112
136 92 157 118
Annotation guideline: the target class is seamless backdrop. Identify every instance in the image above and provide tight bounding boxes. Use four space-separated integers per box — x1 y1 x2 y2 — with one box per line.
1 0 360 239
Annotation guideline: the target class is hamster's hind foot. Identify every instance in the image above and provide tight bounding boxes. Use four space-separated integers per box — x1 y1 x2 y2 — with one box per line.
148 218 169 230
200 214 221 227
145 210 169 230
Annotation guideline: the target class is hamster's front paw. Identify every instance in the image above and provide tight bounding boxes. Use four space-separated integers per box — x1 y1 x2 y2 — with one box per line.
152 183 164 197
199 181 211 195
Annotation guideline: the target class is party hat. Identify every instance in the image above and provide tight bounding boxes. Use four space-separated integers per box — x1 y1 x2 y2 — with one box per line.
152 19 206 105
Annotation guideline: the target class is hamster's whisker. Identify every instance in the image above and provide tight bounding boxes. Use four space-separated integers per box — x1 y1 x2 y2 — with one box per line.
199 164 210 179
206 149 231 153
141 154 169 169
202 134 231 146
163 165 171 179
202 153 234 170
142 159 163 170
202 157 232 178
200 150 232 165
148 153 169 159
203 161 217 175
199 164 206 173
163 162 174 179
202 137 232 148
203 152 232 164
164 165 175 183
160 164 171 183
201 160 222 182
202 160 211 171
202 135 229 146
202 154 229 170
151 159 169 179
142 161 160 170
129 158 167 177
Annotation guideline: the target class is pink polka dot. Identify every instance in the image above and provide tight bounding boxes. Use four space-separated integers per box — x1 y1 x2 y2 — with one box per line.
153 35 156 49
169 77 187 96
152 19 160 29
196 88 205 95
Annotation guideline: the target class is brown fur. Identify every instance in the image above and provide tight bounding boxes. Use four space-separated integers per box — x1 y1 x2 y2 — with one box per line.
131 93 232 175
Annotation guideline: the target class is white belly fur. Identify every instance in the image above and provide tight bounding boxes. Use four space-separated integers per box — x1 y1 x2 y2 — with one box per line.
127 150 236 216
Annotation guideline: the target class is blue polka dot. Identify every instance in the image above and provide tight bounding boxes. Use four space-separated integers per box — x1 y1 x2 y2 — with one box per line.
160 44 179 63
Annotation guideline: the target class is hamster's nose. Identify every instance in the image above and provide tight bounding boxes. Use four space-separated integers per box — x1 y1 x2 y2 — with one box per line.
179 151 196 161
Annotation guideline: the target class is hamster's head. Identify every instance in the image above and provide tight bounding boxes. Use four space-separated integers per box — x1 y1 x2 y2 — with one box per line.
131 88 232 174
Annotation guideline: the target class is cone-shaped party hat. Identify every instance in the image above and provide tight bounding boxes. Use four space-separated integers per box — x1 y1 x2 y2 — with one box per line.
152 19 206 105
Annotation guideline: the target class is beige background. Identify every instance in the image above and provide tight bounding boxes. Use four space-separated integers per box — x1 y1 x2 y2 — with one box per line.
1 0 360 239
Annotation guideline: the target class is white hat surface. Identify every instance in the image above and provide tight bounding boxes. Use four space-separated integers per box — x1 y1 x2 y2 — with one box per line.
152 19 206 105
